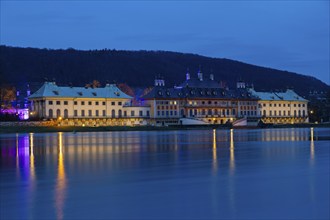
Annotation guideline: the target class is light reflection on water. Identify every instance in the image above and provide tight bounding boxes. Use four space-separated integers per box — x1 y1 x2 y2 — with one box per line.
0 128 329 219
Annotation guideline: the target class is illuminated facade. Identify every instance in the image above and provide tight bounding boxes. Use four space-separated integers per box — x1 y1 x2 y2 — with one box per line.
249 89 309 124
29 82 150 126
143 70 259 126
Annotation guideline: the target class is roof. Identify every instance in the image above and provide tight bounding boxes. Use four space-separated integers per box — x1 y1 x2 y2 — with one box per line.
29 82 132 99
249 89 308 102
178 77 221 89
142 86 258 100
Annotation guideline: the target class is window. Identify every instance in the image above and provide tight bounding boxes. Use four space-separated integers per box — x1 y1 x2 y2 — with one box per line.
88 101 92 105
288 111 291 116
274 104 277 107
74 110 78 117
112 109 115 117
263 110 266 116
283 111 286 116
279 111 281 116
118 110 122 117
49 101 53 105
269 103 272 107
81 101 85 105
118 102 122 106
56 109 61 117
157 111 160 116
49 109 53 118
111 102 115 106
74 101 77 105
279 104 281 107
302 104 305 107
298 104 301 107
147 111 150 116
269 111 272 116
102 102 106 105
294 104 296 107
288 104 291 107
227 109 230 115
139 111 143 116
96 101 99 105
64 101 68 105
263 103 266 107
274 111 276 116
88 110 92 116
131 111 135 117
64 109 68 118
283 104 286 107
103 110 106 116
96 110 99 117
81 110 85 116
56 101 60 105
124 111 127 117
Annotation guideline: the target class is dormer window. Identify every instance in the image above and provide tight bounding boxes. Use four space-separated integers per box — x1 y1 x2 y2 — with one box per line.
53 91 59 95
158 91 163 96
78 92 83 96
92 92 97 96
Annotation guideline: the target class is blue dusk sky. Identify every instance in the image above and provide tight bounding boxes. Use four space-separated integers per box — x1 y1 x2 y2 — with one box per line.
1 1 329 84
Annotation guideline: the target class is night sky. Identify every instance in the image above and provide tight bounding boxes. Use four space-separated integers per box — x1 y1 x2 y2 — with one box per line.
1 1 329 84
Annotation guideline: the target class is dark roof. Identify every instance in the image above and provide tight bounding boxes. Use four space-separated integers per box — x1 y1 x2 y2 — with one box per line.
178 77 221 89
142 86 259 100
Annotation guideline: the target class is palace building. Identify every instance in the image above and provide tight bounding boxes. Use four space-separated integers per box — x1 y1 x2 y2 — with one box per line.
28 70 309 126
249 89 309 124
142 70 259 126
29 82 150 126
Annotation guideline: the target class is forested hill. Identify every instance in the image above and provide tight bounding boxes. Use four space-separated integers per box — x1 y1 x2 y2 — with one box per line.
0 45 328 96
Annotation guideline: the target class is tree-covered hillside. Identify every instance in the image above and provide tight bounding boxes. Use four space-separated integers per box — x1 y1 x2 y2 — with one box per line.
0 45 328 96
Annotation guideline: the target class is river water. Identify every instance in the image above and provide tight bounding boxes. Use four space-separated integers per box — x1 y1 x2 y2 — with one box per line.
1 128 329 219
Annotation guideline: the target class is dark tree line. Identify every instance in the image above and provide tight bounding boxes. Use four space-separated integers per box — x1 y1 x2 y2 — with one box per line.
0 45 328 97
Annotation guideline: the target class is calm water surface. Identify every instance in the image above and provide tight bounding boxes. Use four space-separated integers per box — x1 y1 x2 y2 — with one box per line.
1 128 329 219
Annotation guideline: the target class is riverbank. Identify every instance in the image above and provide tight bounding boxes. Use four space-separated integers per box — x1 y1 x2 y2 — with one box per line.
0 123 329 134
0 124 230 134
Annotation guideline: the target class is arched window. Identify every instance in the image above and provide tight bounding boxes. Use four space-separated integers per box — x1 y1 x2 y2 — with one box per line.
56 109 61 118
49 109 53 118
180 109 185 117
111 109 115 118
118 110 122 118
64 109 68 118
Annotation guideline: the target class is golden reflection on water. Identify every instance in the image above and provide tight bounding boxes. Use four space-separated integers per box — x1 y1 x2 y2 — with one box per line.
55 132 67 220
310 128 315 163
212 129 217 174
229 129 235 174
29 133 35 181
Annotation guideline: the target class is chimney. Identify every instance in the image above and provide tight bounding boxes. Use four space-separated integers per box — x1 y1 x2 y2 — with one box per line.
155 76 165 86
237 81 246 89
197 70 203 81
186 68 190 81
